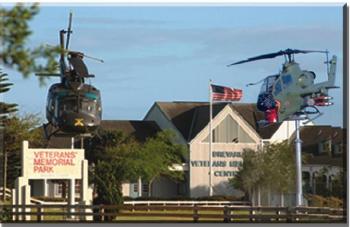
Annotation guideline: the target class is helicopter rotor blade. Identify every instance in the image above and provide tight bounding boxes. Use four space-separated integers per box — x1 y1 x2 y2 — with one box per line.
284 49 328 55
65 12 73 50
35 73 61 77
82 54 104 63
68 51 104 63
227 48 328 67
227 50 284 66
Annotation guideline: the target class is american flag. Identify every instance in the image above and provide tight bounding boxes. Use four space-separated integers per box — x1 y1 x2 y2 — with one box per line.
211 84 242 101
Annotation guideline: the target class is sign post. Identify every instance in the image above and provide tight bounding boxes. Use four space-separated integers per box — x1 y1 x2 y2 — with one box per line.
12 141 93 221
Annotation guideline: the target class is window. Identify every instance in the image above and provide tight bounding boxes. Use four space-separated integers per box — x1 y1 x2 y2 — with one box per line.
273 80 282 96
318 141 330 154
133 184 138 193
61 98 77 112
282 74 293 86
82 101 96 113
260 75 278 94
142 183 149 194
58 183 62 194
75 180 81 194
333 144 341 154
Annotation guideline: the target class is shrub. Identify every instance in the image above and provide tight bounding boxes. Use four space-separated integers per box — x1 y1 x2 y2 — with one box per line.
306 194 343 208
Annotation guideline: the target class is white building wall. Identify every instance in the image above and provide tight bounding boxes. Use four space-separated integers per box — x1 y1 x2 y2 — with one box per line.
122 183 131 197
189 142 257 197
188 106 261 198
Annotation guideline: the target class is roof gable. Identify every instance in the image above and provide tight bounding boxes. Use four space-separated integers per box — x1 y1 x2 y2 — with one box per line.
191 104 261 144
155 101 281 142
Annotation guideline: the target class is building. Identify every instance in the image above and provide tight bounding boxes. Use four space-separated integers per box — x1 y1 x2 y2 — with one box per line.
300 126 345 195
144 102 305 198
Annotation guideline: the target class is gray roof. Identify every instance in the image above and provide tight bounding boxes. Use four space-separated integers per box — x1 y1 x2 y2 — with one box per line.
300 125 344 146
154 101 281 141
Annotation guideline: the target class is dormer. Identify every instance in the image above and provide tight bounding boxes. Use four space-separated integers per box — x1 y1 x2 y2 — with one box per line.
318 139 332 156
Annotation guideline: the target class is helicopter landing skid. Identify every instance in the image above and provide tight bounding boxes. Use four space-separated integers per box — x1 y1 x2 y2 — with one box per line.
257 105 323 127
291 105 323 125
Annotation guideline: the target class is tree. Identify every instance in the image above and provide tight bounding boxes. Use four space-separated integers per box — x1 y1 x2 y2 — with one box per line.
0 70 17 124
0 114 45 192
0 3 59 82
331 170 345 199
135 130 187 195
229 149 265 203
85 129 187 211
230 141 296 206
0 69 17 201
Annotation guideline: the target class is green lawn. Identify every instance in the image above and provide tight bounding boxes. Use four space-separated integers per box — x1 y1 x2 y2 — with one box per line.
115 209 251 222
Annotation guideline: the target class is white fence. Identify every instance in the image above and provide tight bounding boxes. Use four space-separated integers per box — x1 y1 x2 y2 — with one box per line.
0 187 11 200
124 200 251 207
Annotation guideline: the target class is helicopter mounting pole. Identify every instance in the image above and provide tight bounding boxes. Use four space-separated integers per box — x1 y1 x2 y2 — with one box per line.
294 117 303 207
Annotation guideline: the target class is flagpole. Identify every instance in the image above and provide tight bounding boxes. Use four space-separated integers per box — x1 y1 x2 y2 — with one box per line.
209 79 213 197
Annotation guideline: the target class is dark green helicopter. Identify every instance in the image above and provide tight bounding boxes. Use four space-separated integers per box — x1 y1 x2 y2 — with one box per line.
227 49 337 125
37 13 102 138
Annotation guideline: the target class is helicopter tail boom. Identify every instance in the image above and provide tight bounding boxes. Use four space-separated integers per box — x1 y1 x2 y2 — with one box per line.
328 55 337 86
300 55 337 97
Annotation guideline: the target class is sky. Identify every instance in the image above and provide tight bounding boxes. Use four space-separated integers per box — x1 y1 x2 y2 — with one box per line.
2 4 345 127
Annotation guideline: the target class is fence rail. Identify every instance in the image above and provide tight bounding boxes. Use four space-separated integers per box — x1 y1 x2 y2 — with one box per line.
0 203 345 223
0 187 11 200
124 200 250 206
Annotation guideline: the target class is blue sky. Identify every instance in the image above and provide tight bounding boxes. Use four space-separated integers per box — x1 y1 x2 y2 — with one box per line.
3 4 344 126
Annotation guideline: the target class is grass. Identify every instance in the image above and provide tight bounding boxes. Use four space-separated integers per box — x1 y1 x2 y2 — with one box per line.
115 209 251 222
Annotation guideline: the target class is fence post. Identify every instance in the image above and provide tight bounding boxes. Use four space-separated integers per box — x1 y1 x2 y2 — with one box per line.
286 207 292 223
223 206 230 223
37 205 42 222
275 208 281 222
193 204 199 223
21 204 25 221
249 207 255 222
100 205 105 221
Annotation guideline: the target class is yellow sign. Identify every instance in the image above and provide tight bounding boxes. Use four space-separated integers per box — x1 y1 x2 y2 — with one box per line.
74 118 84 126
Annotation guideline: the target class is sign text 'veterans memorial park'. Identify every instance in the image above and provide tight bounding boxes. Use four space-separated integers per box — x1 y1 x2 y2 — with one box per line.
13 141 92 221
22 143 84 179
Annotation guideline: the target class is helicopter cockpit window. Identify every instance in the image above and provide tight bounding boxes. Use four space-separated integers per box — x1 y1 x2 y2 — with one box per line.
282 74 293 86
62 99 77 112
82 100 96 113
259 75 278 94
273 80 282 96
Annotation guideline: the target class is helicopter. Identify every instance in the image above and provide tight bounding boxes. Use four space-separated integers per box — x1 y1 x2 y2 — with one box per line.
37 13 102 139
227 48 337 125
